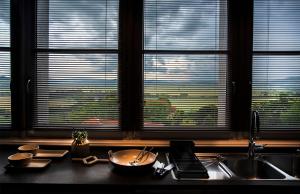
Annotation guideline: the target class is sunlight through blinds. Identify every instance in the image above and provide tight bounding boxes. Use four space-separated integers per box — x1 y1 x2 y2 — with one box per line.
0 0 11 126
144 0 228 129
36 0 119 129
253 0 300 129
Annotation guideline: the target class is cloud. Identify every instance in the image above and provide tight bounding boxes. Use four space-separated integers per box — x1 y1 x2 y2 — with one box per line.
36 53 118 80
144 54 226 83
0 0 10 48
253 56 300 81
43 0 119 49
0 52 10 77
254 0 300 51
35 0 229 84
36 0 119 83
144 0 226 50
143 0 227 84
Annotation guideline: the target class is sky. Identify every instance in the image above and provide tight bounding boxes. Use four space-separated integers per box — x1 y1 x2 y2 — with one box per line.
144 0 226 85
0 0 9 48
1 0 300 89
253 0 300 90
42 0 226 84
0 0 10 81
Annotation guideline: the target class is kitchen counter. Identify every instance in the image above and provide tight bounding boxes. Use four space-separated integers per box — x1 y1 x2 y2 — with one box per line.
0 147 299 194
1 139 300 148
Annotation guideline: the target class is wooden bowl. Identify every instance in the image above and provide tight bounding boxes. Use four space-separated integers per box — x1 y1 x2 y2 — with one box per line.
18 144 39 155
108 149 157 172
8 153 33 167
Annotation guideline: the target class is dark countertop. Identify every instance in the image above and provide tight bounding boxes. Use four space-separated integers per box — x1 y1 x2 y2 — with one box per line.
0 147 299 193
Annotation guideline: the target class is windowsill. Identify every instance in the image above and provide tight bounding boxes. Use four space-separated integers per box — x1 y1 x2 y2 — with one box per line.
0 138 299 148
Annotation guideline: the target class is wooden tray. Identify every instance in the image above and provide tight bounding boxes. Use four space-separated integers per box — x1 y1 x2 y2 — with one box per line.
5 159 51 170
34 149 69 158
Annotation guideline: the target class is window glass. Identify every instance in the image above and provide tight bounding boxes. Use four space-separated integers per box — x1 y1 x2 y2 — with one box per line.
0 0 11 126
36 0 119 129
253 0 300 129
144 0 228 129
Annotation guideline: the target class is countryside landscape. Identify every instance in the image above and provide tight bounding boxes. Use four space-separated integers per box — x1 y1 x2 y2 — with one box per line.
1 75 300 129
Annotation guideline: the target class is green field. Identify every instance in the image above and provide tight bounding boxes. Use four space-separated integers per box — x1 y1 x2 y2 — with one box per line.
145 85 220 112
1 86 298 128
0 96 11 124
169 98 218 112
0 96 10 110
145 85 218 96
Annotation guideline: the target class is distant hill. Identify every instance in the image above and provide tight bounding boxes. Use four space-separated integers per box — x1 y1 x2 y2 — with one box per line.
254 76 300 90
283 76 300 81
0 76 10 89
3 75 300 89
48 78 217 86
144 79 217 85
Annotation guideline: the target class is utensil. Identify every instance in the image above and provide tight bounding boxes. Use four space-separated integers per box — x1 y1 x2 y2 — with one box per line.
129 147 154 166
129 146 147 166
82 155 109 165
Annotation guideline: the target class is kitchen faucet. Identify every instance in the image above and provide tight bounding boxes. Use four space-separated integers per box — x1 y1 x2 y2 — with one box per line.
248 110 264 159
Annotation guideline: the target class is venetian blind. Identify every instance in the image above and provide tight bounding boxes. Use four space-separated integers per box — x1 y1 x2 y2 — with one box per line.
253 0 300 129
143 0 229 129
0 0 11 126
35 0 119 129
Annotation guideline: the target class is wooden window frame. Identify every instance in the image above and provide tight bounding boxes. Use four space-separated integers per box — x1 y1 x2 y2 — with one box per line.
3 0 300 139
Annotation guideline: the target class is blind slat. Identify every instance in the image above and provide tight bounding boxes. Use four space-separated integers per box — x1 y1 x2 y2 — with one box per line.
36 0 119 129
144 0 227 51
0 52 11 125
253 0 300 130
0 0 11 126
0 0 10 47
144 0 228 129
37 0 118 49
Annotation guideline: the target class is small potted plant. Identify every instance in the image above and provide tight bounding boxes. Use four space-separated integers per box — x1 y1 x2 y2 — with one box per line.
71 129 90 158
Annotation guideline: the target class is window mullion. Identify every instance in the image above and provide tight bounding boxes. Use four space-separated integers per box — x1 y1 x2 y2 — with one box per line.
10 0 36 134
228 0 253 133
119 0 144 133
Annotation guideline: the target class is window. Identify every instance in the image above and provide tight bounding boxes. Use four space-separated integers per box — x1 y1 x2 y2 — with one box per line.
3 0 300 138
143 0 229 129
35 0 119 129
0 0 11 126
253 0 300 130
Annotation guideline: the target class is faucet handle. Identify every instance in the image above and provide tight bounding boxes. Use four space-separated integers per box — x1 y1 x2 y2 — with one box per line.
254 143 265 152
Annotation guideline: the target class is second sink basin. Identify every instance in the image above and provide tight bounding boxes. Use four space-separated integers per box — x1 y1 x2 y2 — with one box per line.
222 157 286 179
263 154 300 179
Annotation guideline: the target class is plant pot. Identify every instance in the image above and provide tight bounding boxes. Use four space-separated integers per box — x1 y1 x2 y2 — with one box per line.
71 141 90 158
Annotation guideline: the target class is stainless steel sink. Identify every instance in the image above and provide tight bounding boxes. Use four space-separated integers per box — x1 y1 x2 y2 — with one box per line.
221 156 287 179
169 153 298 181
167 153 232 180
262 154 300 179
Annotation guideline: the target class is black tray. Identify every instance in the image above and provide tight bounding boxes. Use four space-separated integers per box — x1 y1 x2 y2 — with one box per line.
169 140 209 179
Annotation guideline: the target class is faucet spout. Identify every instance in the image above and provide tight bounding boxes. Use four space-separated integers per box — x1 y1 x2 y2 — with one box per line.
248 111 262 159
